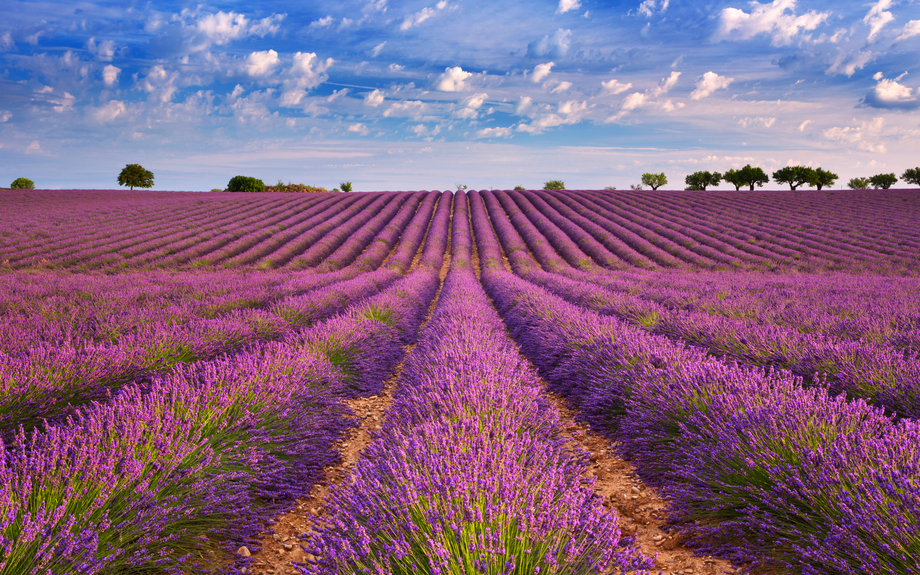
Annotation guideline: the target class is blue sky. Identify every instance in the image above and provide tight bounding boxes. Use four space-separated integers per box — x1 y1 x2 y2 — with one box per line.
1 0 919 191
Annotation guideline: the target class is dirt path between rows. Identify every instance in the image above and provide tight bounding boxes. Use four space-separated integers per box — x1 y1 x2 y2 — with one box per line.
546 393 742 575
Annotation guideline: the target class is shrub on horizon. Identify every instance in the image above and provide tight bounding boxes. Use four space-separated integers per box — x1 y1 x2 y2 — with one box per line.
723 165 769 191
10 177 35 189
772 166 814 191
543 180 565 190
685 171 721 191
869 173 898 189
848 177 871 189
339 181 353 192
513 185 526 190
640 172 667 190
808 167 839 190
227 176 266 193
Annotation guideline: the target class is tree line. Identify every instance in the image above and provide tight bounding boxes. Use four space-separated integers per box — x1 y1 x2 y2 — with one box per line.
635 166 920 191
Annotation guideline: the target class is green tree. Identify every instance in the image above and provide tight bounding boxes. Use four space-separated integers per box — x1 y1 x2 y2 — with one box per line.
847 177 871 189
807 167 839 190
869 173 898 189
724 165 769 191
455 184 468 191
227 176 266 193
512 185 526 190
684 171 721 191
901 167 920 186
10 177 35 189
543 180 565 190
772 166 815 191
339 181 353 192
117 164 154 190
640 172 667 190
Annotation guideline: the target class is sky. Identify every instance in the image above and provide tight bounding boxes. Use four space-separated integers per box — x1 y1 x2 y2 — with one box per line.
1 0 919 191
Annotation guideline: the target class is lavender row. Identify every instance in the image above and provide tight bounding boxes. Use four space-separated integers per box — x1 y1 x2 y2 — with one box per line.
305 193 651 574
470 204 920 573
479 189 920 417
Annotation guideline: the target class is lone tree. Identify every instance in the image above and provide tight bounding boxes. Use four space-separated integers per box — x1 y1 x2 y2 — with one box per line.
640 172 667 191
227 176 265 193
901 167 920 186
772 166 815 191
10 177 35 189
339 181 353 192
117 164 154 190
685 171 721 191
848 177 871 189
543 180 565 190
512 185 526 190
869 173 898 189
723 164 770 191
808 167 839 190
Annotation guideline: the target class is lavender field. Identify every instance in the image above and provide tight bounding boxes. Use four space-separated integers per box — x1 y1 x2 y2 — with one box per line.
1 187 919 575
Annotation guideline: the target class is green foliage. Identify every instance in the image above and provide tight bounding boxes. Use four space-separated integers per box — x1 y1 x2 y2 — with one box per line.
848 177 871 190
210 188 223 192
723 165 769 191
227 175 266 193
455 184 468 191
629 184 643 190
640 172 667 190
543 180 565 190
901 167 920 186
772 166 815 191
603 186 616 190
10 177 35 190
339 181 353 192
808 167 839 190
684 171 722 191
275 179 287 192
512 185 525 190
117 164 154 190
869 173 898 189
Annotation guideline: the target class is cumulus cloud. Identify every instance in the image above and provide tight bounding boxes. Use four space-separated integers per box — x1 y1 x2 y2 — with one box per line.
26 141 42 153
86 37 116 61
93 100 126 122
864 0 894 42
280 52 333 106
371 41 386 57
436 66 473 91
383 100 428 119
515 96 533 115
365 89 385 107
517 99 589 134
690 71 733 100
184 11 285 53
822 117 887 152
715 0 829 46
638 0 669 17
348 123 369 135
551 81 573 93
245 50 280 77
738 116 776 128
861 72 920 110
410 124 441 137
309 16 334 29
557 0 581 14
527 29 571 58
400 1 450 30
826 50 875 77
532 62 555 83
139 65 179 102
895 20 920 42
102 64 120 87
607 71 680 121
475 126 513 138
602 79 633 94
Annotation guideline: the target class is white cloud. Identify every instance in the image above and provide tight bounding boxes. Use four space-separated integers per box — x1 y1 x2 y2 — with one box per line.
245 49 280 77
527 29 571 58
862 72 920 110
715 0 829 46
532 62 555 83
365 89 385 107
348 123 369 135
102 65 121 87
26 141 42 153
186 11 285 52
371 42 386 57
602 79 633 94
825 50 875 77
557 0 581 14
620 92 648 112
410 124 441 137
822 117 887 152
798 119 813 131
475 126 513 138
383 100 428 118
738 116 776 128
389 63 405 72
515 96 533 115
437 66 473 91
139 65 179 103
551 81 573 93
864 0 894 42
452 93 488 120
400 2 450 30
638 0 669 17
690 71 733 100
652 71 681 96
0 32 13 52
93 100 126 122
0 110 11 122
309 16 334 29
895 20 920 42
86 37 116 62
280 52 333 106
327 88 349 102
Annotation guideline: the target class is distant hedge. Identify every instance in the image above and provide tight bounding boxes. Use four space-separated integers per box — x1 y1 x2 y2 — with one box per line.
10 177 35 190
227 176 265 193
